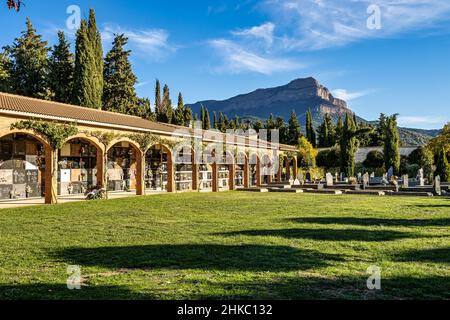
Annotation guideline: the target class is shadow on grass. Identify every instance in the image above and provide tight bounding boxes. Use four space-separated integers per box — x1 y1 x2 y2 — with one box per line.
2 275 449 300
395 247 450 264
288 217 450 227
217 228 417 242
50 244 343 272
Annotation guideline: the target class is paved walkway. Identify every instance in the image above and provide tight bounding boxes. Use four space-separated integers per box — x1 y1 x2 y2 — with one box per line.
0 191 165 209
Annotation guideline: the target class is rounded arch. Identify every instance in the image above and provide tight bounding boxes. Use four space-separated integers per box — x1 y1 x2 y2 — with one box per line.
0 129 51 150
106 137 141 154
236 151 248 165
63 133 105 153
145 143 174 193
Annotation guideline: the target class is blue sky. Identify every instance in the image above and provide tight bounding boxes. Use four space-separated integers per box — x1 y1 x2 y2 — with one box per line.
1 0 450 129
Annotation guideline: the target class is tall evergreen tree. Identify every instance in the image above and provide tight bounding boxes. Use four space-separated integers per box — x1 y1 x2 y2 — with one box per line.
5 18 51 99
73 10 104 109
103 34 138 114
219 112 227 132
253 119 263 132
200 105 205 129
133 97 154 120
48 31 74 103
172 92 185 125
317 114 336 148
335 115 343 143
183 106 193 127
305 109 316 147
380 113 401 175
160 84 173 123
288 110 301 146
155 79 162 120
435 148 450 182
339 114 372 177
234 115 240 130
204 108 211 130
0 50 11 92
213 111 218 129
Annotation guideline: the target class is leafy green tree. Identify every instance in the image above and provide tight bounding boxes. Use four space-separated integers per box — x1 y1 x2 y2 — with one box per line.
298 136 318 169
380 113 401 175
339 114 372 177
305 109 316 147
103 34 138 114
73 10 104 109
288 110 301 146
0 50 11 92
363 150 384 169
173 92 185 125
48 31 74 103
408 146 434 168
129 97 154 120
435 148 450 182
5 18 51 99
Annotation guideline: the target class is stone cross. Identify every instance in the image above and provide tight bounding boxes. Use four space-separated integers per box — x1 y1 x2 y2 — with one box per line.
402 174 409 188
434 175 441 196
326 173 334 187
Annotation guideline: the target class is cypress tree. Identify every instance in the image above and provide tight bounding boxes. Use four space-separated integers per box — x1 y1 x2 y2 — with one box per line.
380 113 401 175
183 106 193 127
213 111 218 129
48 31 74 103
339 114 372 177
155 79 162 120
134 97 154 120
161 84 173 123
219 112 226 132
335 115 343 143
204 108 211 130
435 148 450 182
87 8 103 108
317 116 329 148
305 109 316 147
288 110 301 146
173 92 185 125
200 105 205 129
103 34 138 114
234 115 240 130
253 119 263 132
73 9 104 108
6 18 51 99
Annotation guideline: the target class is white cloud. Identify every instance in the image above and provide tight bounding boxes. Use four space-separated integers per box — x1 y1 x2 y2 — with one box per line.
232 22 275 46
101 24 176 61
209 39 302 75
332 89 372 102
261 0 450 50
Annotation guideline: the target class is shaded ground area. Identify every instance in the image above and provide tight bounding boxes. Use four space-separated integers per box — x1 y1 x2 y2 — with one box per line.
0 192 449 300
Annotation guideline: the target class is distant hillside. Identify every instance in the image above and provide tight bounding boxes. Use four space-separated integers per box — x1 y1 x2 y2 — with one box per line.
187 77 439 147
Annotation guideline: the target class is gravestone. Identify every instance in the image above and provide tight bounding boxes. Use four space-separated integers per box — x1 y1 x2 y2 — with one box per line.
326 173 334 187
340 172 344 182
362 173 370 190
357 172 362 183
298 170 304 184
305 172 311 182
334 172 338 182
417 168 425 186
402 174 409 188
370 172 375 178
434 175 441 196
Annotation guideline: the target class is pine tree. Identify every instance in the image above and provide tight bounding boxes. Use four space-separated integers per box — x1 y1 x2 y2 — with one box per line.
103 34 138 114
380 113 401 175
173 92 185 125
435 148 450 182
183 106 193 127
204 108 211 130
155 79 162 120
73 9 104 109
6 18 51 99
48 31 74 103
305 110 316 147
287 110 301 146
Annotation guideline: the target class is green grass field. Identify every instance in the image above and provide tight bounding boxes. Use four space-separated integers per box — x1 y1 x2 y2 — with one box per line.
0 192 449 300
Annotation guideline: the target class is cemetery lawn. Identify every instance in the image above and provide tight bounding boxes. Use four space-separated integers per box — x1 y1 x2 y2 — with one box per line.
0 192 449 300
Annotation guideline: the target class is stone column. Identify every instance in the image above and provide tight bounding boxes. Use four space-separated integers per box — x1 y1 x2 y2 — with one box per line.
256 156 262 187
277 162 282 182
285 157 290 181
293 157 298 180
229 163 235 190
167 152 174 193
135 149 144 196
44 145 57 204
212 162 219 192
244 155 250 188
96 148 105 189
191 150 198 191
